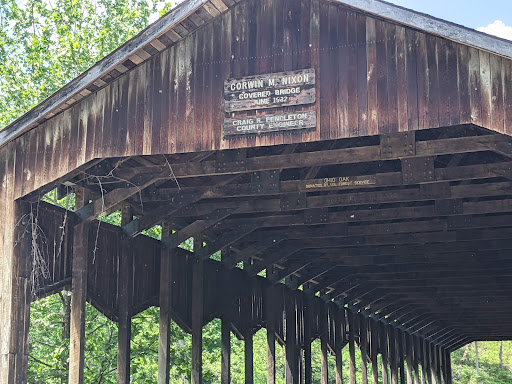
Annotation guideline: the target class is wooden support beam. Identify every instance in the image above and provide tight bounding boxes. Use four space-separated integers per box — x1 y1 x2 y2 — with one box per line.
8 202 33 384
389 326 399 384
123 191 203 237
196 224 258 261
221 319 231 383
118 206 133 384
161 207 235 249
320 306 329 384
304 297 313 384
335 306 344 384
420 338 428 384
191 236 204 384
361 315 369 384
434 345 442 384
441 348 448 384
247 243 304 277
158 222 172 384
69 221 89 384
220 249 231 384
371 320 379 384
429 342 437 384
445 350 452 384
424 341 432 384
413 336 421 384
116 134 512 180
348 310 357 384
285 294 299 384
245 333 254 384
381 324 390 384
75 170 169 223
398 331 406 384
267 326 276 384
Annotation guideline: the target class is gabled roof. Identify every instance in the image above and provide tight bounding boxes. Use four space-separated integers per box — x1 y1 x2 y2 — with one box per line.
1 0 512 149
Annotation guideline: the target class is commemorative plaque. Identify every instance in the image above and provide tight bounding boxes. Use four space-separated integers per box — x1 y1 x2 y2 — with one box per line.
224 69 316 112
224 110 316 136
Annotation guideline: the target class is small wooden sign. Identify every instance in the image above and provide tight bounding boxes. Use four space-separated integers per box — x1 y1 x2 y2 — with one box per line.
224 110 317 136
224 69 316 112
303 175 377 191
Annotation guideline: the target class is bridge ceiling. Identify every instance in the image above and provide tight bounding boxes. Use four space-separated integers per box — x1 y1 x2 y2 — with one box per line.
29 124 512 345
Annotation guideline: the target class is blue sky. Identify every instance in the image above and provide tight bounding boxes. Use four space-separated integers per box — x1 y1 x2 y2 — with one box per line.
386 0 512 40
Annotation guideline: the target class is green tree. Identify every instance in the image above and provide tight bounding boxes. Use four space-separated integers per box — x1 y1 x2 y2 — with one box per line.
0 0 178 128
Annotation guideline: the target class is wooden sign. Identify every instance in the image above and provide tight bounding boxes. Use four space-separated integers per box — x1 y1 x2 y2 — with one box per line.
303 175 377 191
224 110 316 136
224 69 316 112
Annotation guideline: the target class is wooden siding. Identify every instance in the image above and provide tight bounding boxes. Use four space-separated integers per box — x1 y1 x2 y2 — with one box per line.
0 22 501 217
1 0 511 201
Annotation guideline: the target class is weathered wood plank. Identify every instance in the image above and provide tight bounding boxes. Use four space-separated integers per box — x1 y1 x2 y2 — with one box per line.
406 29 419 130
118 208 133 384
157 222 172 384
480 50 492 128
319 2 331 142
348 310 357 384
320 304 329 384
396 26 408 132
357 13 368 136
68 222 89 384
191 236 204 384
245 333 254 384
221 318 231 384
360 315 369 384
366 17 378 136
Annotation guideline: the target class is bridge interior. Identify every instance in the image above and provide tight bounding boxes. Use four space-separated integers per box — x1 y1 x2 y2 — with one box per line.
22 124 512 383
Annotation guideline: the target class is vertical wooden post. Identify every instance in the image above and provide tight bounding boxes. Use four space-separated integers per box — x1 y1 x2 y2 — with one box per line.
267 326 276 384
118 206 133 384
285 294 298 384
445 350 452 384
335 306 344 384
221 249 231 384
158 222 172 384
436 346 442 384
430 343 437 384
421 339 428 384
191 236 204 384
221 318 231 384
425 341 432 384
441 348 447 384
320 305 329 384
390 327 399 384
371 320 379 384
69 221 89 384
348 310 357 384
360 315 369 384
381 325 390 384
266 279 276 384
413 336 421 384
434 345 441 384
406 333 413 384
398 330 406 384
245 333 254 384
7 202 33 384
304 297 312 384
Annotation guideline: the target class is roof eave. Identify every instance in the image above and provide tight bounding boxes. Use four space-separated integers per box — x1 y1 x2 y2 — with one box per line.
0 0 208 149
331 0 512 59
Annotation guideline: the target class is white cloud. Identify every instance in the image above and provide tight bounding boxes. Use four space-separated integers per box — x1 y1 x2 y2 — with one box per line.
477 20 512 41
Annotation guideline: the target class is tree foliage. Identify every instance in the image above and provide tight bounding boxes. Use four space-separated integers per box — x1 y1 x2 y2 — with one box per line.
0 0 176 128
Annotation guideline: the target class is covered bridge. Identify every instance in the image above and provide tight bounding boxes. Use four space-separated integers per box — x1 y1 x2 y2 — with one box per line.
1 0 512 382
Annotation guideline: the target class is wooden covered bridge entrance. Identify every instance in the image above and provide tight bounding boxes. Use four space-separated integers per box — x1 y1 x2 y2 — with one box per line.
1 0 512 382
